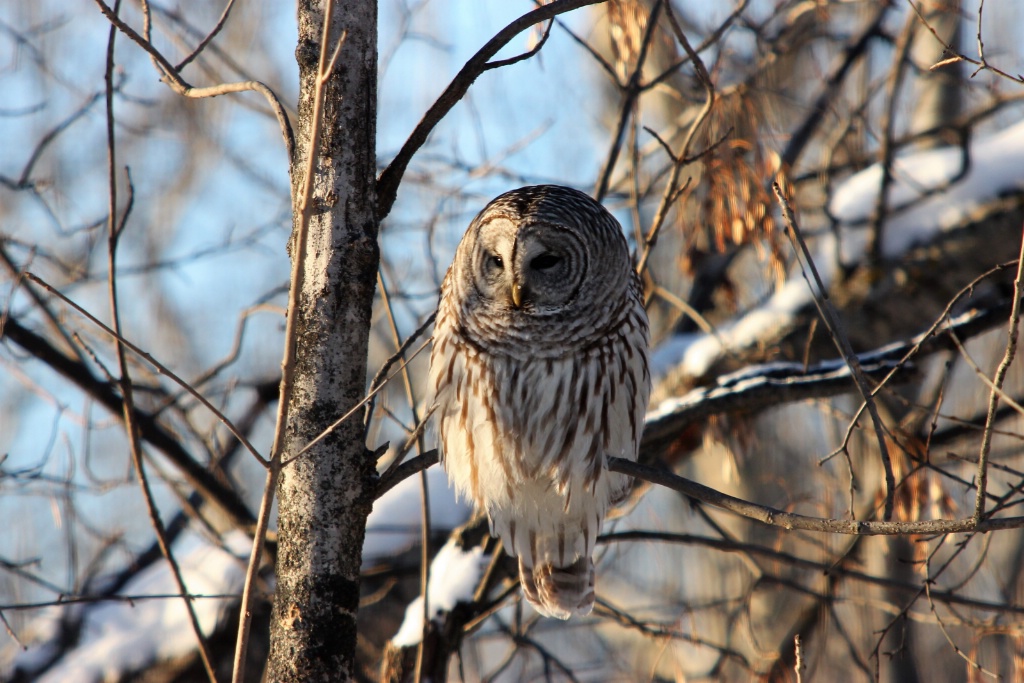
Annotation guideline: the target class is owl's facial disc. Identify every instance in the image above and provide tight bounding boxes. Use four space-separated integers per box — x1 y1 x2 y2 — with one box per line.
472 218 585 313
510 228 576 310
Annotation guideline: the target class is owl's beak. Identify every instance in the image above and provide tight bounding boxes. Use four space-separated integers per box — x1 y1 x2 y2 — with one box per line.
510 281 523 308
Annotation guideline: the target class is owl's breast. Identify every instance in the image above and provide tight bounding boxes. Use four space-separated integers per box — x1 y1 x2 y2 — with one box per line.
431 284 649 511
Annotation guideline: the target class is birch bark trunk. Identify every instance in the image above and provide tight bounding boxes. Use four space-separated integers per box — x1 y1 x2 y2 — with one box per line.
267 1 379 680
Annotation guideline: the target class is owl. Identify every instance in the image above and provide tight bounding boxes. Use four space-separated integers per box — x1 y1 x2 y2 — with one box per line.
428 185 650 619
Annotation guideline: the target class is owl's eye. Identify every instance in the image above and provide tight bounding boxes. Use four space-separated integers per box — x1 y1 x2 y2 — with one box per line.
530 253 562 270
488 254 504 270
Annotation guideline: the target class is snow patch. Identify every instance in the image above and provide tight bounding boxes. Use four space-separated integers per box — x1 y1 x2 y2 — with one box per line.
391 537 487 647
830 118 1024 264
654 119 1024 381
6 530 250 683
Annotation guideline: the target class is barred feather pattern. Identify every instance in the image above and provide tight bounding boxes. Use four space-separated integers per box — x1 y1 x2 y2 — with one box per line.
429 186 651 619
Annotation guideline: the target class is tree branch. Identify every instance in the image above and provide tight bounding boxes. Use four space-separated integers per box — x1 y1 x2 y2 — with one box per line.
608 457 1024 535
91 0 295 162
0 315 257 530
774 183 897 520
375 0 608 221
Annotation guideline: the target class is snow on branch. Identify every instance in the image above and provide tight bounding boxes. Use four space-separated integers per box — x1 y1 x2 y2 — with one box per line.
4 531 250 683
652 119 1024 381
390 536 488 648
645 300 1020 455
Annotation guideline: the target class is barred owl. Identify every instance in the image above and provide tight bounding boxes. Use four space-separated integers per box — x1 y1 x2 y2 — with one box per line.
429 185 650 619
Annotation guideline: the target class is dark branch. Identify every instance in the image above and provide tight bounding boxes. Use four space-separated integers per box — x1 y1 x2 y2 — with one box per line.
0 315 257 530
375 0 608 221
600 530 1024 615
607 457 1024 535
647 295 1022 457
779 4 890 169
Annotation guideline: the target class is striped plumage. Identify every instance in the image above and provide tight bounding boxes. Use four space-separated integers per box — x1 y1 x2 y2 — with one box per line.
429 185 650 619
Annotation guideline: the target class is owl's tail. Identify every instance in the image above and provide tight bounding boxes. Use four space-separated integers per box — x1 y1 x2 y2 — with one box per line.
518 556 595 620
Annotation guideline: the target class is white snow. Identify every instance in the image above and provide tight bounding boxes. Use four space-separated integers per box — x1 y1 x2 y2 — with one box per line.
5 530 251 683
363 464 471 566
830 118 1024 264
4 465 470 679
391 537 487 647
653 118 1024 381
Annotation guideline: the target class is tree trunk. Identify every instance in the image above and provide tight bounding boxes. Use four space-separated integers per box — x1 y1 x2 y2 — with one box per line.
910 0 962 142
267 1 378 681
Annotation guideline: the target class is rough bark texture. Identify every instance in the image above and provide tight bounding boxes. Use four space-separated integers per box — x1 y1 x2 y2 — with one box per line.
266 1 379 681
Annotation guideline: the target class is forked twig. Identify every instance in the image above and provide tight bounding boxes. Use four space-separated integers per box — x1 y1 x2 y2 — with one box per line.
175 0 237 71
376 0 608 220
773 183 897 520
24 273 266 467
911 0 1024 85
92 0 295 161
102 5 216 679
608 457 1024 535
971 228 1024 520
635 2 715 277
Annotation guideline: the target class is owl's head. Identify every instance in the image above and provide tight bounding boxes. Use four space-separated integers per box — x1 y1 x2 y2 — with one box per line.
455 185 633 317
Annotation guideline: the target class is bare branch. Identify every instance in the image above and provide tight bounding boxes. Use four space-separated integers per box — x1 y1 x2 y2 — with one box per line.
102 5 216 677
972 228 1024 520
92 0 295 162
0 315 257 529
607 457 1024 535
376 0 609 220
174 0 237 71
593 0 663 202
774 183 897 520
23 273 267 467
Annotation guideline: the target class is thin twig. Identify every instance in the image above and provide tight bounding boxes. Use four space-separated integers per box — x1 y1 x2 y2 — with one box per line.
364 311 436 431
0 610 25 651
607 457 1024 535
0 245 88 368
377 271 431 683
866 11 916 264
948 334 1024 423
823 261 1017 463
643 0 750 92
972 228 1024 521
282 341 429 468
175 0 237 71
909 0 1024 84
635 2 714 277
92 0 295 162
593 0 664 202
773 183 897 520
0 592 242 611
9 91 106 190
24 273 266 467
780 5 890 169
376 0 609 221
923 549 1001 678
483 18 554 71
1 312 258 529
102 6 216 679
599 529 1024 615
